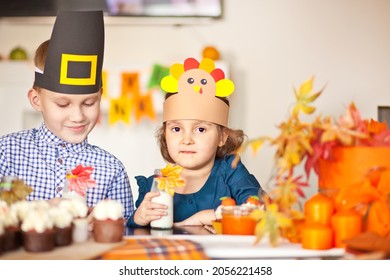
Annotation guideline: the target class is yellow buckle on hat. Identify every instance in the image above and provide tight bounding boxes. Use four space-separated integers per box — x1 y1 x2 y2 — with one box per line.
60 54 97 86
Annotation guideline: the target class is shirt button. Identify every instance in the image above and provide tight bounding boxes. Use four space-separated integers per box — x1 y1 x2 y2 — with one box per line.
61 144 66 148
58 158 63 164
56 187 63 192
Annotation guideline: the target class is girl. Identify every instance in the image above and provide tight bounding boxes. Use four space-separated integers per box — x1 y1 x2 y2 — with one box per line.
127 57 264 227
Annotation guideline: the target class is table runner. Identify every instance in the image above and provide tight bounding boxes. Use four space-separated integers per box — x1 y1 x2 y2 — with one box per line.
101 238 209 260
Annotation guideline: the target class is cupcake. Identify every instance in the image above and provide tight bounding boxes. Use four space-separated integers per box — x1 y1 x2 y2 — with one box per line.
49 207 73 246
92 199 124 243
21 209 55 252
9 200 32 223
58 198 90 243
0 201 21 251
0 220 4 255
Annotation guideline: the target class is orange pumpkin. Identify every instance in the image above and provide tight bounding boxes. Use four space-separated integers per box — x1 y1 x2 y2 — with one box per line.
301 223 333 250
304 193 334 226
331 209 362 248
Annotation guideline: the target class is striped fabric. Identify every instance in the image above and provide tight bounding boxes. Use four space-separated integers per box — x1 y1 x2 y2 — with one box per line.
102 238 209 260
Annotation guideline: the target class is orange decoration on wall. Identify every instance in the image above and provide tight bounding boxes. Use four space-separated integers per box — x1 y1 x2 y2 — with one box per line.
133 91 157 123
331 209 362 248
301 224 333 250
304 193 334 226
121 72 140 98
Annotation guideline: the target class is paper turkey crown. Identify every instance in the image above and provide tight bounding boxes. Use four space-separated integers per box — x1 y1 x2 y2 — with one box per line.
34 10 104 94
161 57 235 127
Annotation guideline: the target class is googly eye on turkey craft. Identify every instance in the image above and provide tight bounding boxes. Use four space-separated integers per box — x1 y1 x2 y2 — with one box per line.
187 77 194 84
200 79 207 85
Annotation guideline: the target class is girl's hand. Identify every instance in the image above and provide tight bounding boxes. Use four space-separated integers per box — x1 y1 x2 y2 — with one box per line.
133 191 168 226
174 209 215 226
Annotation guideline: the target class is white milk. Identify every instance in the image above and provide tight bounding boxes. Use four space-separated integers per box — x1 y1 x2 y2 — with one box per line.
150 189 173 229
150 170 174 229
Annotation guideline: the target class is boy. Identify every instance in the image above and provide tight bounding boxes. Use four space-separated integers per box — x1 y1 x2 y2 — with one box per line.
0 10 134 219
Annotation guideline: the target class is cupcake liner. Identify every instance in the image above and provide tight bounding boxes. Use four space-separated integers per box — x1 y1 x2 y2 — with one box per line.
93 219 124 243
22 229 55 252
0 235 4 255
3 226 22 251
55 226 73 247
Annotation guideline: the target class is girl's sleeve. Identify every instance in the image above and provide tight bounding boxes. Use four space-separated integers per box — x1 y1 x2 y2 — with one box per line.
126 175 154 228
225 156 266 204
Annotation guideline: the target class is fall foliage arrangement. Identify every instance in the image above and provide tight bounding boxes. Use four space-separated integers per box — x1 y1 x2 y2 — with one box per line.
235 77 390 248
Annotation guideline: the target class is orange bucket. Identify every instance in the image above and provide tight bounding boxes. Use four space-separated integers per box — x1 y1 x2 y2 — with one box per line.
318 147 390 197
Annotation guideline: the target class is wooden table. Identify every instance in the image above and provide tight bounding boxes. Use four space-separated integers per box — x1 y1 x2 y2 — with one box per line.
0 239 126 260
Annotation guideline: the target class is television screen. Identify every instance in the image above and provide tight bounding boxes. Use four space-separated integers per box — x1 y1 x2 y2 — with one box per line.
0 0 223 18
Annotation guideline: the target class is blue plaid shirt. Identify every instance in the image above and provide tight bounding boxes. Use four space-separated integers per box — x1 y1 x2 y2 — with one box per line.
0 123 134 219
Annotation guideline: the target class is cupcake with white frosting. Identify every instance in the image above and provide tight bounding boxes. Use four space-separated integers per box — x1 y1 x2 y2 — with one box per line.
58 198 90 243
58 198 88 219
49 207 74 246
21 209 55 252
92 199 124 243
0 201 21 251
9 200 33 223
0 220 4 255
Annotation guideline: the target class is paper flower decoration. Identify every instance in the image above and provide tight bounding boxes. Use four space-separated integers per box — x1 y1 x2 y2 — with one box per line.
66 164 97 197
155 164 185 196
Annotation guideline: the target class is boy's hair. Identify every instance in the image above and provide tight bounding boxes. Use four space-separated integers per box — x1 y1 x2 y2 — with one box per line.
33 39 50 90
158 93 245 163
34 40 49 72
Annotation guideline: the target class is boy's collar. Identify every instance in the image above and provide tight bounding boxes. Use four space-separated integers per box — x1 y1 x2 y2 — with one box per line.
38 123 88 152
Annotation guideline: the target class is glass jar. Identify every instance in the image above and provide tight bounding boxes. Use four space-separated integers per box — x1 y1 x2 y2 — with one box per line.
0 176 18 192
221 205 257 235
62 170 86 204
150 169 173 229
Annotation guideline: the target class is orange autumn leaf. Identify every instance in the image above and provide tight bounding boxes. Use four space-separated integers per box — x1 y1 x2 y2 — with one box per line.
376 168 390 196
365 200 390 237
335 180 378 211
366 166 388 187
156 164 185 196
367 118 387 135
